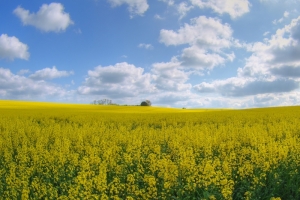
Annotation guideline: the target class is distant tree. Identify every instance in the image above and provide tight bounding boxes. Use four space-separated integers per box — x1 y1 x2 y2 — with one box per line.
92 99 113 105
141 100 151 106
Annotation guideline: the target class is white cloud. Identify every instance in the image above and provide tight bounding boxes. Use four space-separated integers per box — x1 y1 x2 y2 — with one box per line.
181 46 228 69
194 16 300 99
153 91 194 105
193 77 299 97
149 91 254 108
250 92 300 107
159 0 174 6
78 62 155 98
273 11 290 25
152 59 192 91
177 2 194 19
160 16 233 50
158 0 193 19
284 11 290 18
197 92 300 108
108 0 149 17
0 68 71 100
138 43 153 49
154 14 164 20
263 31 270 36
13 3 73 32
158 0 250 19
18 69 30 75
160 16 236 71
273 17 285 25
0 34 30 60
29 66 74 80
238 16 300 78
190 0 250 19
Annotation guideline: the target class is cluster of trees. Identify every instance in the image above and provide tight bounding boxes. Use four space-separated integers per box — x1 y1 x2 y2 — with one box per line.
92 99 152 106
91 99 114 105
140 100 151 106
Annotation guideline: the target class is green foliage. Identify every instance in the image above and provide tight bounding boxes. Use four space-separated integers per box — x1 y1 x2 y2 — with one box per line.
141 100 151 106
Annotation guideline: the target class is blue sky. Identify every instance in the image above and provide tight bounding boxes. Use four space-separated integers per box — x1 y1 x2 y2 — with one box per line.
1 0 300 108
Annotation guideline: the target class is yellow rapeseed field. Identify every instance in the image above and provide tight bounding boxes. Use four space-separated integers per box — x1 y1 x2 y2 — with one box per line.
0 100 299 199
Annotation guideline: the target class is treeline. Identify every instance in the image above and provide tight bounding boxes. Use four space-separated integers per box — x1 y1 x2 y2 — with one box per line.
91 99 152 106
91 99 115 105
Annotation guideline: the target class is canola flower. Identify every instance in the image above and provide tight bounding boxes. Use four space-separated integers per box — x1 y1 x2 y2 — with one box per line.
0 100 299 199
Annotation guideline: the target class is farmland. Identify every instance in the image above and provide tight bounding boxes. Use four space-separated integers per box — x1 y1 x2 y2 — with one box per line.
0 100 299 199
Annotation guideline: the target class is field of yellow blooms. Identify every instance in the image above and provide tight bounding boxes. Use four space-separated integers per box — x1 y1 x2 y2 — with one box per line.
0 100 299 199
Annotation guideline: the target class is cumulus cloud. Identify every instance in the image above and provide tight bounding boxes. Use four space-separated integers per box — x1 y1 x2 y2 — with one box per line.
152 59 192 91
159 16 236 71
191 15 300 100
18 69 30 75
149 84 300 108
158 0 174 6
0 34 30 60
284 11 290 18
269 31 300 64
260 0 300 6
13 3 73 32
263 31 270 36
181 46 229 69
138 43 153 49
198 92 300 108
270 65 300 77
251 92 300 107
0 68 70 100
78 62 155 98
158 0 193 19
238 16 300 78
154 92 193 105
199 92 300 108
160 16 233 50
190 0 250 19
177 2 194 19
273 11 290 25
194 77 299 97
108 0 149 17
158 0 250 19
29 66 74 80
150 91 252 108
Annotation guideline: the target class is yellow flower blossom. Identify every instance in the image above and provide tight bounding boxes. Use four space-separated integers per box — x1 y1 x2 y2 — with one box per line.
0 100 299 199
